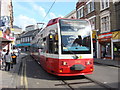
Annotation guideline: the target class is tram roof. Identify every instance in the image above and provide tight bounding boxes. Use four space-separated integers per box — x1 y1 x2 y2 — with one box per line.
46 17 89 27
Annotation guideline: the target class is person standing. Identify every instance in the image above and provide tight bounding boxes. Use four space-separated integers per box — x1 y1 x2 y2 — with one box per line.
4 50 12 71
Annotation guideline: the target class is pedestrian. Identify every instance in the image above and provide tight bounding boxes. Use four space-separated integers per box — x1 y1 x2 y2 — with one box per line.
11 51 17 64
2 49 7 68
4 50 12 71
13 47 18 56
0 49 2 70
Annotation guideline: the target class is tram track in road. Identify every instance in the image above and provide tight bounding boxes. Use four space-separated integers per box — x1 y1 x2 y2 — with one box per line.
55 75 114 90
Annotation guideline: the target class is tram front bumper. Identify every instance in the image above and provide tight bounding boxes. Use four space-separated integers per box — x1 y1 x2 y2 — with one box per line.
70 64 85 71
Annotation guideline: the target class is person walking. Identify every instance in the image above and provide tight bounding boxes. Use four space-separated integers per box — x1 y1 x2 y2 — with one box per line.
0 49 2 70
11 51 17 64
1 49 7 69
4 50 12 71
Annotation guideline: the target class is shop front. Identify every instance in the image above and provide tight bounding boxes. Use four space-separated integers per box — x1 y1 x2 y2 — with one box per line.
0 31 15 51
98 32 112 59
112 30 120 60
15 43 31 52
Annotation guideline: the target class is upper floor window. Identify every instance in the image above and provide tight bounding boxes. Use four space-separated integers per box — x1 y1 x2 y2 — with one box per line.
86 0 95 14
91 1 95 11
77 7 84 18
101 16 110 33
28 37 30 42
100 0 109 10
89 17 96 30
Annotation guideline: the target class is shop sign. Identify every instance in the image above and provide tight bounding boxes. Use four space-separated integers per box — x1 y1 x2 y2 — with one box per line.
112 31 120 40
2 32 15 41
1 16 10 27
98 32 112 40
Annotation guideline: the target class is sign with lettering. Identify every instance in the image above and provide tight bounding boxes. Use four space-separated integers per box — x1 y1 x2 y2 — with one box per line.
112 31 120 40
98 32 112 39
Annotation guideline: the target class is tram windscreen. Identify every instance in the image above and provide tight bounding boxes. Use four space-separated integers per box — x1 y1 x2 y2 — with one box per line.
59 19 92 54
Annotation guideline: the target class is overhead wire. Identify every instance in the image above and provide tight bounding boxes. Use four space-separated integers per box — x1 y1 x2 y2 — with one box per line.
41 0 56 29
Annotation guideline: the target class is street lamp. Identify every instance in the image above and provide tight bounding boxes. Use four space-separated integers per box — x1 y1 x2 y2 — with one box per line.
96 29 99 59
37 23 44 30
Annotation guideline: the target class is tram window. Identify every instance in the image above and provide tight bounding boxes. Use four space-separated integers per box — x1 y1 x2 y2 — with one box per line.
41 42 46 53
48 33 58 54
43 37 46 41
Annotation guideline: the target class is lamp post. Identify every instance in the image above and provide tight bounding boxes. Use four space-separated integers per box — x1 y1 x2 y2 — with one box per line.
37 23 44 30
96 29 99 58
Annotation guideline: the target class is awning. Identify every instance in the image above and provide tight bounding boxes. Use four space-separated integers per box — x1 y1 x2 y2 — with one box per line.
15 43 31 47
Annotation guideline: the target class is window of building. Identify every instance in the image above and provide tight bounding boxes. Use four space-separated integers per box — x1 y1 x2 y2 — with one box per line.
100 0 109 10
101 16 110 32
30 37 32 41
86 0 95 14
28 37 30 42
91 0 95 11
21 38 22 43
87 3 91 14
89 17 96 30
77 7 84 18
24 38 25 42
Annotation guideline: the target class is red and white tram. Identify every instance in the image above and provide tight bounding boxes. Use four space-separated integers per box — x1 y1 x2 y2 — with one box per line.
31 18 94 76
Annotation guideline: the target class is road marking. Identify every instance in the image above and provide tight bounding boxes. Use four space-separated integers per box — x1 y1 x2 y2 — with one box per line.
24 61 28 89
20 60 28 89
103 82 107 84
20 63 23 86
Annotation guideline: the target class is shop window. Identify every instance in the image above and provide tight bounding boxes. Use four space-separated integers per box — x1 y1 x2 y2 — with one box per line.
113 42 120 60
101 43 111 58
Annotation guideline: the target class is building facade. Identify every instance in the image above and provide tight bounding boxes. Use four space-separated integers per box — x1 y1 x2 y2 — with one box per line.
0 0 14 53
1 0 13 28
76 0 100 58
16 29 40 51
64 10 77 19
76 0 120 60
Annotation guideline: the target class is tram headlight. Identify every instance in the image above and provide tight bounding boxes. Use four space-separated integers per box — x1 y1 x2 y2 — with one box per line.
62 61 67 65
85 60 92 65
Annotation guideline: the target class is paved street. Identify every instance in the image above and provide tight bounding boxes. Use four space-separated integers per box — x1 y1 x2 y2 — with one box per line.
86 64 119 88
0 53 119 89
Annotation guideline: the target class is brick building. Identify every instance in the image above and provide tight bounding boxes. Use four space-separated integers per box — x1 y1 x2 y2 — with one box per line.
76 0 120 60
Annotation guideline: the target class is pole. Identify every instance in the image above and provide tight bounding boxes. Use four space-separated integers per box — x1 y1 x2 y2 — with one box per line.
111 39 113 60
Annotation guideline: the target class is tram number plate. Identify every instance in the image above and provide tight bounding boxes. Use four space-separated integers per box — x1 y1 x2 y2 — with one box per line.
75 61 81 63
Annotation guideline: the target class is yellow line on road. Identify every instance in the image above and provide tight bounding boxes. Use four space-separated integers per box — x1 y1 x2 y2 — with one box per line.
24 61 28 89
20 63 23 86
20 60 28 89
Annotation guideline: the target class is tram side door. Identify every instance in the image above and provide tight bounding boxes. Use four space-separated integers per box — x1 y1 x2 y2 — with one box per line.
46 31 59 71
